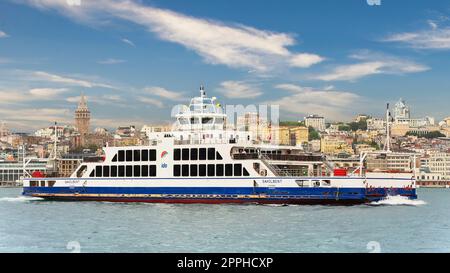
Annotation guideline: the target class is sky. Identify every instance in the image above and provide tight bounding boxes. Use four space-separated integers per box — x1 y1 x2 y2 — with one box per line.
0 0 449 132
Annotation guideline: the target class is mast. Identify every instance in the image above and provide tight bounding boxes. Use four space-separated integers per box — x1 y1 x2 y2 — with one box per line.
54 121 58 160
385 103 391 152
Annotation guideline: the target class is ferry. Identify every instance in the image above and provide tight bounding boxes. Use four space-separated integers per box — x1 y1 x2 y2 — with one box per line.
22 87 417 205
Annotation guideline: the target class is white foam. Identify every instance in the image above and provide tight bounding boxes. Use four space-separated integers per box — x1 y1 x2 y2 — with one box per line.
370 195 427 206
0 196 43 202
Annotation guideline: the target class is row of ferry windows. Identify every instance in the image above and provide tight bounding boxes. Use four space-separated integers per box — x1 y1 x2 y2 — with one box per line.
90 165 157 177
112 149 157 162
174 148 223 161
173 164 250 177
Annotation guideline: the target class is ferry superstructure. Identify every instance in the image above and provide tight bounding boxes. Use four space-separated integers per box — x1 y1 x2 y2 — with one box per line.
22 87 417 204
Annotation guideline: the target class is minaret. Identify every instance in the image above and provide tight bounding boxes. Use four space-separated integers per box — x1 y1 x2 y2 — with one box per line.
75 92 91 145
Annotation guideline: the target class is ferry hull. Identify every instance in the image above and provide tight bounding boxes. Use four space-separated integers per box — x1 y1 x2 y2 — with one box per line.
22 185 416 205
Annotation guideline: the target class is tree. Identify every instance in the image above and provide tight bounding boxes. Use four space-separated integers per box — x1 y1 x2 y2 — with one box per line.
308 126 321 141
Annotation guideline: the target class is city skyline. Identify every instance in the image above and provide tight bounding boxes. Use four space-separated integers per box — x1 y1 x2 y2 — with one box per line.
1 0 450 131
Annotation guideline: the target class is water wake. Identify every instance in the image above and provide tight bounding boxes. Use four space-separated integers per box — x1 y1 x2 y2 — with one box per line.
370 195 426 206
0 196 43 202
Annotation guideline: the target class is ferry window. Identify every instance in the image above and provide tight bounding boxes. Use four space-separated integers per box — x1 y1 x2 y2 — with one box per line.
133 165 140 177
190 148 198 160
134 150 141 162
208 148 215 160
190 165 198 176
216 152 223 160
150 165 156 177
95 166 102 177
111 166 118 177
208 164 215 176
118 150 125 162
118 166 125 177
126 150 133 162
234 164 242 176
216 164 224 176
89 169 95 177
225 164 233 176
182 149 190 160
199 164 207 176
126 166 133 177
174 165 181 177
243 167 250 176
150 150 156 161
174 149 181 161
103 166 110 177
182 165 189 177
199 148 207 160
141 150 149 161
112 154 118 162
76 165 87 178
141 165 149 177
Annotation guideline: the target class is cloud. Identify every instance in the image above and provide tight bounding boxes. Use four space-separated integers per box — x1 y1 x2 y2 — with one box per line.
30 71 116 89
0 31 8 38
289 53 325 68
97 58 126 64
137 96 164 108
217 81 263 99
272 84 361 120
121 38 135 47
0 107 72 130
0 88 68 103
143 86 185 101
383 22 450 50
66 94 125 106
18 0 324 72
29 88 69 97
312 51 429 81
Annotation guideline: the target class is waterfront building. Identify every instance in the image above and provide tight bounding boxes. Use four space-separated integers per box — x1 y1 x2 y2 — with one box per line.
141 125 171 139
271 126 308 146
420 152 450 180
75 93 91 145
304 115 326 132
366 153 416 172
0 158 48 186
320 135 354 156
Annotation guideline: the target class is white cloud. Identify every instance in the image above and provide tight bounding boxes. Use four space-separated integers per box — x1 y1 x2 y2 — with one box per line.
383 22 450 50
289 53 324 68
0 31 8 38
143 86 185 101
97 58 126 65
121 38 135 47
137 96 164 108
30 71 116 89
19 0 324 72
0 88 68 103
29 88 68 97
272 84 361 120
312 51 429 81
218 81 263 99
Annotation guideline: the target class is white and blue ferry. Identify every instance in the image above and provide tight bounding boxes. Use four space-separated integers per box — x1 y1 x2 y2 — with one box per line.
22 87 417 205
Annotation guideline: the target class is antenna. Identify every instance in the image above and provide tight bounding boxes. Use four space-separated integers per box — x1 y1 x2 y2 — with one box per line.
200 85 206 98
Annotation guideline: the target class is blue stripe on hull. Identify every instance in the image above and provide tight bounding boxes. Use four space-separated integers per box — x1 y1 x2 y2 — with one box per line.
22 186 417 203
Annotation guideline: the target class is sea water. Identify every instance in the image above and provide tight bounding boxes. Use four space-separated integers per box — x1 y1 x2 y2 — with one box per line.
0 188 449 253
